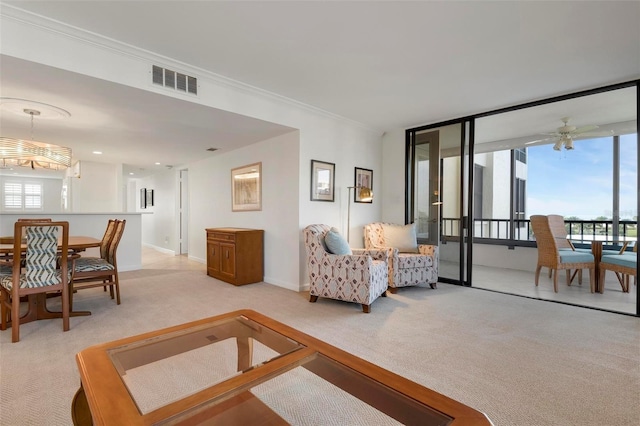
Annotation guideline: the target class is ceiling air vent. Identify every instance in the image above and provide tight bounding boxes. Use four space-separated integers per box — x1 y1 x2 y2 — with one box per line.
152 65 198 95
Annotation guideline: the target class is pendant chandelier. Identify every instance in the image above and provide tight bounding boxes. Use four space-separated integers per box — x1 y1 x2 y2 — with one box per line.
0 99 72 171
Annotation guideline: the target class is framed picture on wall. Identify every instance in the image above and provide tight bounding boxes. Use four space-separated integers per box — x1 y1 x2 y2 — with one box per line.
310 160 335 202
354 167 373 203
147 189 154 207
140 188 147 209
232 162 262 211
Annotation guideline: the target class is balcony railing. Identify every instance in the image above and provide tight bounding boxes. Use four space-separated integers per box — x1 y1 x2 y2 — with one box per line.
441 217 637 246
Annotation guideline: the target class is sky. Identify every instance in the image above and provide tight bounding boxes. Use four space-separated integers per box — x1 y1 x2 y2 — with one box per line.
527 134 638 220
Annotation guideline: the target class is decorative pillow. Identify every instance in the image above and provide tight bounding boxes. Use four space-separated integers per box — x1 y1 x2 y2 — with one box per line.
324 227 352 255
382 223 419 253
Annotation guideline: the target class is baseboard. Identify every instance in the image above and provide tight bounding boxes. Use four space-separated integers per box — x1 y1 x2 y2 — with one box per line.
264 276 306 292
143 243 175 256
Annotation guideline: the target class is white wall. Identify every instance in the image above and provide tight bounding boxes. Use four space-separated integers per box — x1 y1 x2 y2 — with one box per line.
190 131 300 290
69 161 122 212
2 10 384 292
381 129 406 224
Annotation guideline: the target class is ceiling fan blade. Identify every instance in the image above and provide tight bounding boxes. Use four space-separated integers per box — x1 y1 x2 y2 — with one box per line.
524 137 554 145
574 130 615 138
572 125 599 134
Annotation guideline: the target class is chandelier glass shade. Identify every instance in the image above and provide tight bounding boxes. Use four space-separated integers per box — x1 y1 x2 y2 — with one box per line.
0 137 72 170
0 101 72 171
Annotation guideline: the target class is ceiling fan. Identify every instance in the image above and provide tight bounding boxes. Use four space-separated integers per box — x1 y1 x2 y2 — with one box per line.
540 117 612 150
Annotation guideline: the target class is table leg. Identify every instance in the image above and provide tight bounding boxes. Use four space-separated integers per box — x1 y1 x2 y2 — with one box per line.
71 385 93 426
591 241 603 293
236 336 253 372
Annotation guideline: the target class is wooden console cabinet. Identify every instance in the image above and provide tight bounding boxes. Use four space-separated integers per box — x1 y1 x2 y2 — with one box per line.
206 228 264 285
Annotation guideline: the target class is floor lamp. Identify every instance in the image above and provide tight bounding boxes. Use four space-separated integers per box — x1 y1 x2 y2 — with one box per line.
346 186 373 244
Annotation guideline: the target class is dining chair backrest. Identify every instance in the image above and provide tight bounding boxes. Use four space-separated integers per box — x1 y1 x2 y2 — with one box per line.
13 220 69 289
547 214 574 250
100 220 118 260
17 218 52 242
107 220 126 266
531 215 559 260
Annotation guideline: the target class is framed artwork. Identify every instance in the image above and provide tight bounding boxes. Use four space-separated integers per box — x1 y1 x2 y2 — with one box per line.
310 160 335 202
140 188 147 209
232 162 262 211
147 189 154 207
354 167 373 203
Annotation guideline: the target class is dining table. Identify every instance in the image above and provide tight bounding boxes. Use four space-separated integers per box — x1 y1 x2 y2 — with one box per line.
0 236 101 326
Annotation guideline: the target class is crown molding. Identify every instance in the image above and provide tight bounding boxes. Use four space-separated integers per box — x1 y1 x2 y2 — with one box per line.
1 4 380 135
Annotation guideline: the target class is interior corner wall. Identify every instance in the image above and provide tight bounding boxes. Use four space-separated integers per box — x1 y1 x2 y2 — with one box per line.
70 161 121 212
381 128 407 224
189 131 300 290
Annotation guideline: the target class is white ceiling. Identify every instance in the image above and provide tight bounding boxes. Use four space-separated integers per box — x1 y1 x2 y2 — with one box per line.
1 1 639 177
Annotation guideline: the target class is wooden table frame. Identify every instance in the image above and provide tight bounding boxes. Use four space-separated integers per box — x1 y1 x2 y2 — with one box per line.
74 309 493 425
1 236 101 325
568 239 628 293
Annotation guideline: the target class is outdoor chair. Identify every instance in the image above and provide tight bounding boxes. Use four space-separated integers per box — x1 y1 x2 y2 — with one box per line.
303 224 388 313
0 221 71 343
600 244 637 293
363 222 438 293
530 215 595 293
71 219 125 307
547 214 592 284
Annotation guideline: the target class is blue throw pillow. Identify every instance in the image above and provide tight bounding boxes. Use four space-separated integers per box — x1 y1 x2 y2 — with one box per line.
324 227 352 255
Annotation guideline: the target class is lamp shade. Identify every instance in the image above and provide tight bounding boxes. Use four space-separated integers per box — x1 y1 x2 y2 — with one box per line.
358 187 373 202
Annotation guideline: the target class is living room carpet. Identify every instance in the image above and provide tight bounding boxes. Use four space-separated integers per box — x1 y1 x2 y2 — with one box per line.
1 268 639 425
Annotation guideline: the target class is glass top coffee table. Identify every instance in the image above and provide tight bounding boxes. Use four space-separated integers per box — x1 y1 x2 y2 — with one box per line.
73 309 492 425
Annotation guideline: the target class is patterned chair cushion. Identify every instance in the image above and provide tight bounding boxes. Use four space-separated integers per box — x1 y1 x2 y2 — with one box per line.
74 257 115 273
1 270 72 291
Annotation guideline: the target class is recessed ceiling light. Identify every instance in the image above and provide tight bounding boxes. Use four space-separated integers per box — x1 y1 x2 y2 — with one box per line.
155 162 161 165
93 151 102 155
129 172 134 175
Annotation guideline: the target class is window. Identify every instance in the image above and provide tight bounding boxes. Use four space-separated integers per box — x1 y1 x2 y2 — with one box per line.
2 181 43 210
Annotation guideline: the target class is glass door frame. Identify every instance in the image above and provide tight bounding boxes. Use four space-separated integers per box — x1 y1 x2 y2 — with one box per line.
405 79 639 317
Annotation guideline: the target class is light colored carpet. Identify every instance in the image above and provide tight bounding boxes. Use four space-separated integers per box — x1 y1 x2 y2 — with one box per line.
1 266 639 425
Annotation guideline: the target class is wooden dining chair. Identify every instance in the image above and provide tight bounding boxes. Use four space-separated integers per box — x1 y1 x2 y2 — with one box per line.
0 220 71 343
530 215 596 293
70 219 126 307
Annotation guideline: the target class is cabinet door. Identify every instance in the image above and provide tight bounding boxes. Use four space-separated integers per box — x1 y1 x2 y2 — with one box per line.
208 240 220 274
220 242 236 279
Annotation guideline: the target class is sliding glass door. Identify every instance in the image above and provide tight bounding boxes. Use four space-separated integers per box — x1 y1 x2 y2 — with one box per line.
407 80 639 316
408 121 472 285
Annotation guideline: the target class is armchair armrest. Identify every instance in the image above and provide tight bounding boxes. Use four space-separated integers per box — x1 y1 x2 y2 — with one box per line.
352 248 389 263
418 244 438 257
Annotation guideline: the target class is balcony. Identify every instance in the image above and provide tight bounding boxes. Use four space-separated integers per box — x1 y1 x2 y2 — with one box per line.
435 218 637 315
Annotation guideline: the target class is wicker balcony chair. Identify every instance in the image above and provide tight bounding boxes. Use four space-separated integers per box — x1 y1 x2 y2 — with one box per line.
530 215 595 293
599 244 637 293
